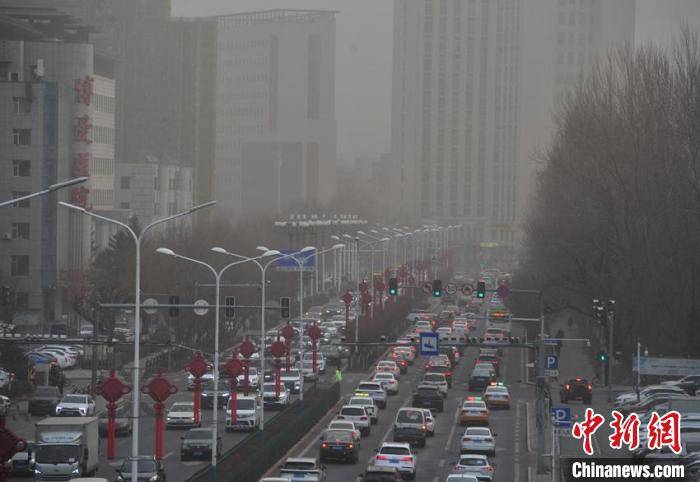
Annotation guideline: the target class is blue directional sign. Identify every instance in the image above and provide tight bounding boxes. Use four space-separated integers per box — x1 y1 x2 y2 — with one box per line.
550 406 572 428
545 355 559 370
419 332 439 356
543 338 559 346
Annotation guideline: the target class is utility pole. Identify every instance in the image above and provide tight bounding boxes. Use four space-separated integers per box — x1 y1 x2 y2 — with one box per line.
606 299 615 402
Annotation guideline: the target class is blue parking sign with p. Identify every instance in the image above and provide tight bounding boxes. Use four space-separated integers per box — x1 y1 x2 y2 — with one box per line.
550 406 572 428
545 355 559 370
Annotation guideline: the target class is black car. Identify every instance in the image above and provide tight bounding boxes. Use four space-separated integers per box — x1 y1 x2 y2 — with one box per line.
560 377 593 404
468 369 493 391
201 389 230 409
411 385 444 412
28 386 61 416
180 428 221 460
319 429 358 463
115 456 166 482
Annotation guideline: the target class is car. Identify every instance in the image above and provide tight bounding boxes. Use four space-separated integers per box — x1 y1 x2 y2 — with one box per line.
474 355 500 376
187 372 215 391
452 454 494 481
98 405 132 435
302 352 327 374
412 385 444 412
560 377 593 404
180 427 221 460
614 385 685 407
469 369 494 391
392 346 415 364
419 408 436 436
8 441 36 476
445 475 479 482
429 354 452 369
338 404 371 435
460 426 496 456
29 385 62 416
225 394 262 432
472 363 496 375
234 367 260 391
376 360 401 379
279 457 327 482
55 394 96 416
358 465 404 482
459 398 490 426
661 374 700 395
349 394 379 424
166 401 200 428
115 456 166 482
373 442 417 480
326 419 362 445
436 326 453 340
262 382 290 409
426 364 453 388
201 389 230 409
483 383 511 409
439 346 459 366
393 407 428 447
414 320 433 332
357 381 388 409
373 372 400 395
278 368 303 394
422 373 449 397
30 350 72 369
319 429 359 463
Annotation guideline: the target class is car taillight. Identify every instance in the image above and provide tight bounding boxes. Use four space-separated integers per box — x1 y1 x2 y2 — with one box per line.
588 384 593 390
486 466 494 472
481 411 487 415
485 438 493 442
446 371 452 377
401 456 413 462
421 424 427 431
321 443 328 448
376 455 389 460
565 384 570 390
337 415 344 419
348 444 354 449
360 416 368 420
463 437 472 441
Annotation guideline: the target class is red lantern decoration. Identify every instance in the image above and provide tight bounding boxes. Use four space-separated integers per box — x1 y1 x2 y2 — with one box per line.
141 370 178 460
270 337 287 397
0 421 26 482
222 356 243 428
184 352 211 425
239 338 256 396
306 323 323 375
95 371 131 460
281 323 295 372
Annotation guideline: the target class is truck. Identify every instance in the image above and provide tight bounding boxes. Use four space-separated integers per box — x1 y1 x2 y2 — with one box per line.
34 417 99 481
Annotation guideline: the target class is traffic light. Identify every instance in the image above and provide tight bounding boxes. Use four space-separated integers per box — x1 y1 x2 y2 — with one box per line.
388 277 398 296
598 351 607 362
476 281 486 299
169 295 179 317
280 297 290 319
432 279 442 297
225 296 236 319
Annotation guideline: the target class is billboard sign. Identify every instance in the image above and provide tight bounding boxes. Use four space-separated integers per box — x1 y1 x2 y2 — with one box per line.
276 249 316 272
633 356 700 376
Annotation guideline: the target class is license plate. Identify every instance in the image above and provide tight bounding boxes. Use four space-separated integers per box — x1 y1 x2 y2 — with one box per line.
193 451 203 455
332 446 344 451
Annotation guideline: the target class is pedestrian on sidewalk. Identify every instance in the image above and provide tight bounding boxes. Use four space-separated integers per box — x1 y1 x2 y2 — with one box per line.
334 367 343 383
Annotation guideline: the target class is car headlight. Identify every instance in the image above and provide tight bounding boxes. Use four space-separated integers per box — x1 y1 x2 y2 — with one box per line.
71 467 80 475
79 408 86 415
34 466 43 475
149 476 160 482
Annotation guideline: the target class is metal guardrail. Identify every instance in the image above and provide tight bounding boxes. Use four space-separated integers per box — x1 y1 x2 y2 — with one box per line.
188 382 340 482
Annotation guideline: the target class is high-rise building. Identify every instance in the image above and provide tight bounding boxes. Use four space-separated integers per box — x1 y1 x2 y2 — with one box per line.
214 9 337 216
0 6 115 327
392 0 521 262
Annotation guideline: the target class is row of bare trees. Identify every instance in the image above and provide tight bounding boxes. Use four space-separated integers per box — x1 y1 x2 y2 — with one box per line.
523 30 700 358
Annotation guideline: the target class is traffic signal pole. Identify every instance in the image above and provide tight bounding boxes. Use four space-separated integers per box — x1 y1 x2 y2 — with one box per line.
607 306 614 402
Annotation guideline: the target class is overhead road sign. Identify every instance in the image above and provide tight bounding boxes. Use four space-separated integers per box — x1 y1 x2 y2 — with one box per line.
419 332 439 356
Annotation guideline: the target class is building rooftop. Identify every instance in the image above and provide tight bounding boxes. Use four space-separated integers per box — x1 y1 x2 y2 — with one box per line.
0 5 94 42
217 9 337 26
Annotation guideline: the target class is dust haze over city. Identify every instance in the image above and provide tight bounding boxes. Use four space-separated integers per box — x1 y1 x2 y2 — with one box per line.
3 1 700 482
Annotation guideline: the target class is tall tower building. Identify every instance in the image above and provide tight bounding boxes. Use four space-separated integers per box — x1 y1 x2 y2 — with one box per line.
214 10 337 216
392 0 521 262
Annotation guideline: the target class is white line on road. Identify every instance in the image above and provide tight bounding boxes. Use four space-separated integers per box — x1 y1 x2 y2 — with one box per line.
432 477 438 482
515 402 522 482
439 458 445 467
163 451 173 460
444 400 462 451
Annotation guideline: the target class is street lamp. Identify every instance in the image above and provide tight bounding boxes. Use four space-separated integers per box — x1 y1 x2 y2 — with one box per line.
59 200 216 482
0 176 88 208
155 247 270 470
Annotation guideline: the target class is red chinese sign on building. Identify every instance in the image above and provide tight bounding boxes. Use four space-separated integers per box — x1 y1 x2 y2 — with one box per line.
72 153 90 177
74 115 92 144
74 76 94 105
71 187 90 208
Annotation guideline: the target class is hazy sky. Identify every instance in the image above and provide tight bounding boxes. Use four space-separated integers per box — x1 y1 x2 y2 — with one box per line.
172 0 394 164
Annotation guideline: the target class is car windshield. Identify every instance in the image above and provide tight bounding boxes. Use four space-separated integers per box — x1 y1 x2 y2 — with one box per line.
34 387 58 397
459 457 486 466
330 421 353 430
350 398 372 405
466 428 491 436
35 445 80 464
282 461 316 470
429 365 448 372
185 429 211 439
341 407 365 416
358 384 380 391
380 446 410 455
121 459 157 472
463 402 484 409
396 409 423 423
472 371 491 377
170 404 192 411
375 374 393 380
283 370 300 378
364 474 398 482
324 431 353 442
487 387 508 394
263 383 279 392
235 399 256 410
61 395 86 403
417 387 438 395
425 374 444 381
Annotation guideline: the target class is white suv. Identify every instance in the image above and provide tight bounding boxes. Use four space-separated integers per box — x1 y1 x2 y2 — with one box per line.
225 395 262 432
55 394 95 416
422 373 449 398
373 442 417 480
337 404 371 436
302 352 326 374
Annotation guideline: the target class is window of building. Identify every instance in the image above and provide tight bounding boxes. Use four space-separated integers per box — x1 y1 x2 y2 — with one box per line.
153 177 159 190
12 97 31 114
11 192 30 208
120 176 131 189
11 223 29 239
10 255 29 276
12 160 30 177
11 129 31 146
15 291 29 309
120 202 130 209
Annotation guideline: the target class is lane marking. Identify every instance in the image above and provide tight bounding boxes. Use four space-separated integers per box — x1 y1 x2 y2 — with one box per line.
163 451 173 460
439 458 445 467
444 399 462 450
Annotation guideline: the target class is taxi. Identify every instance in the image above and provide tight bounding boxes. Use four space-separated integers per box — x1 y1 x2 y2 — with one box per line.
483 382 511 409
459 397 490 426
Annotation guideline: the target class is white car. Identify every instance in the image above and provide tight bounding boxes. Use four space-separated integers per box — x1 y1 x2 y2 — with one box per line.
422 373 449 398
348 395 378 424
376 360 401 379
392 346 415 364
225 395 262 432
302 352 326 374
166 401 200 428
33 349 73 369
234 367 260 390
337 405 370 435
445 474 479 482
419 408 436 436
262 382 290 409
356 382 387 409
326 419 361 443
55 394 95 416
373 442 417 480
372 372 399 395
452 454 494 480
414 320 432 331
460 426 496 455
188 372 215 391
437 326 453 340
614 385 685 408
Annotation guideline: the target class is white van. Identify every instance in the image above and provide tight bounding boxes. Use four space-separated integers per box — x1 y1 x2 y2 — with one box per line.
225 395 262 432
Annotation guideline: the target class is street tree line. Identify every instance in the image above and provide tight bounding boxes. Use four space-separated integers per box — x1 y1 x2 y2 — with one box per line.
522 29 700 359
